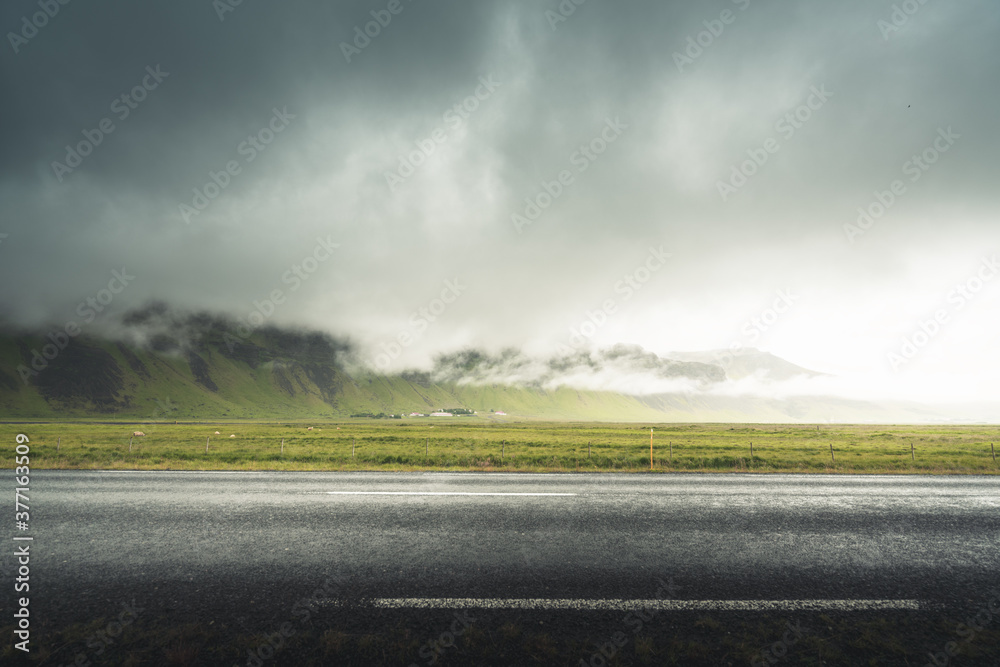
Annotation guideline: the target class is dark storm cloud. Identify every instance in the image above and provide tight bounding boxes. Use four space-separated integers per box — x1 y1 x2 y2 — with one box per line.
1 0 997 401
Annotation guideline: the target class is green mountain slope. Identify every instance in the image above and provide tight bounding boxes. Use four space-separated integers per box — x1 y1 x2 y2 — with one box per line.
0 321 981 423
0 327 672 421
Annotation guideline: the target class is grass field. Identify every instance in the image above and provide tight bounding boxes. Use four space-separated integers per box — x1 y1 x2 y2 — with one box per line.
4 420 999 474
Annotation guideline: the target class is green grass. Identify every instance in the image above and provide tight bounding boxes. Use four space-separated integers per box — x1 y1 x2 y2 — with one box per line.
3 420 999 474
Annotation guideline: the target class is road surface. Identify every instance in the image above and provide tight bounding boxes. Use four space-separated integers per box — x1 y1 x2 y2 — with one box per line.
4 471 999 665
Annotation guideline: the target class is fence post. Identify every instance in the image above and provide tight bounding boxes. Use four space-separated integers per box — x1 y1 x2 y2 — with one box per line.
588 441 591 458
992 443 995 462
502 440 505 461
129 437 132 454
281 438 284 455
57 436 61 454
910 442 914 462
352 437 355 458
426 437 428 456
206 436 210 454
750 441 753 458
669 441 672 461
650 428 653 470
830 442 834 464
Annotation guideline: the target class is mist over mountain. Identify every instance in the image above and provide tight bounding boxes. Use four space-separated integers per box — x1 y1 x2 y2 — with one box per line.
428 345 724 393
113 302 356 368
669 349 825 382
0 307 991 423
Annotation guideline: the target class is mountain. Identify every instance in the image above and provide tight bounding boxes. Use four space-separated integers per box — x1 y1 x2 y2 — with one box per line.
668 349 825 381
0 309 988 423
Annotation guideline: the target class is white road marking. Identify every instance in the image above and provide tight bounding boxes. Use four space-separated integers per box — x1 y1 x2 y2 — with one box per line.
355 598 922 611
94 470 267 474
316 491 577 496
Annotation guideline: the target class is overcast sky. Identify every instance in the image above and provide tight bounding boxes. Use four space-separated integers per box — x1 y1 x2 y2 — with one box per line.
1 0 997 404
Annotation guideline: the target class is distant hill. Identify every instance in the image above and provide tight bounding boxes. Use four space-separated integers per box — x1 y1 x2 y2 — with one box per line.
0 310 988 423
668 348 824 381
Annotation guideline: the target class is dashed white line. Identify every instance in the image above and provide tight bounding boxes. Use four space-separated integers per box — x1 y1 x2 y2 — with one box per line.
94 470 267 474
350 598 922 611
316 491 577 496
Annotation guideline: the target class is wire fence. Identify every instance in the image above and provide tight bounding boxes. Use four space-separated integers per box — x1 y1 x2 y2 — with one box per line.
29 432 1000 471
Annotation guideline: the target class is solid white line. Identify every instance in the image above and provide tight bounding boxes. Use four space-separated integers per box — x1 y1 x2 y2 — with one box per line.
318 491 577 496
353 598 922 611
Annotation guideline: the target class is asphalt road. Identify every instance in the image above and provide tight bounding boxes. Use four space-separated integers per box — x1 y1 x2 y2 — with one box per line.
4 471 1000 665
